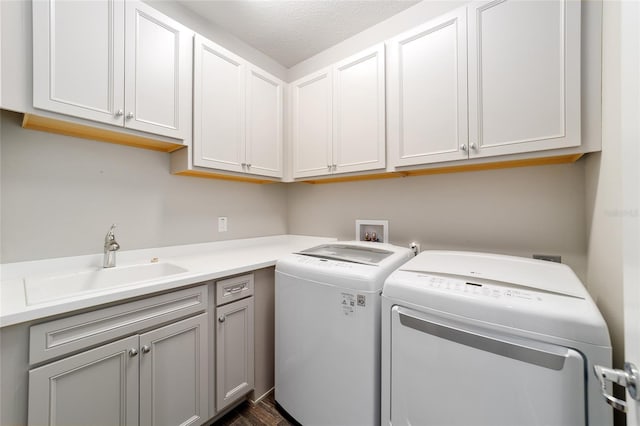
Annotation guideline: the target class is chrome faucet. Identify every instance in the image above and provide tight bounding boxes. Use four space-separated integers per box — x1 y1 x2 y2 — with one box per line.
103 224 120 268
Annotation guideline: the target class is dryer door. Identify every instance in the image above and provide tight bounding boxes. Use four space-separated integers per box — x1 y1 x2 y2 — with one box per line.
390 306 586 426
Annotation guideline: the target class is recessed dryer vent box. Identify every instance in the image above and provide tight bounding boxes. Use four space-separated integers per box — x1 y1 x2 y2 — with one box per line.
356 220 389 243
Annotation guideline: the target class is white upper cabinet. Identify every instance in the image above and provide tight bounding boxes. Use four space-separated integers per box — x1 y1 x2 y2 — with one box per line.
292 44 385 179
33 0 125 126
193 35 283 178
291 68 333 178
467 0 581 158
388 0 582 168
33 0 193 141
124 1 193 140
246 64 284 177
193 35 246 173
388 8 468 167
333 44 386 174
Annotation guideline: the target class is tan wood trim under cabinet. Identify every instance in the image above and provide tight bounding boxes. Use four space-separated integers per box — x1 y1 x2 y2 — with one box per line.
302 171 407 184
22 114 185 153
172 169 277 184
302 154 583 184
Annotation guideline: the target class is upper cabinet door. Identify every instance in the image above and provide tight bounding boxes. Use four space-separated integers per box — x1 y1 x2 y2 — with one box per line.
468 0 581 158
192 35 246 172
333 43 386 174
124 1 193 140
388 8 468 167
291 69 333 178
245 65 283 178
33 0 125 125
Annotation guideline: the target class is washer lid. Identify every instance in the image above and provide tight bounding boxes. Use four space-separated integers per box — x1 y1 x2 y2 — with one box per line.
297 243 394 265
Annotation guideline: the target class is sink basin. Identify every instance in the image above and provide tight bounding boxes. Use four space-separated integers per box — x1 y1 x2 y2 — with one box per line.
24 262 189 305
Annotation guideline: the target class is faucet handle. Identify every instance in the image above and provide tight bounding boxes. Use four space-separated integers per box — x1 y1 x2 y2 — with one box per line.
105 224 118 242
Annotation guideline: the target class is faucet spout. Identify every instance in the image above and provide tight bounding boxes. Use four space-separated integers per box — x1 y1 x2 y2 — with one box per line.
103 224 120 268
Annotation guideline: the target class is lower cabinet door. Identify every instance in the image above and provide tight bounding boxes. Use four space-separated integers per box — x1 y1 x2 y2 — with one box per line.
28 335 139 426
216 297 254 411
139 313 209 426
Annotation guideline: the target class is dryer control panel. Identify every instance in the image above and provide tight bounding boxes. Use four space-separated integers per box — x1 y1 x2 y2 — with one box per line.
414 273 541 302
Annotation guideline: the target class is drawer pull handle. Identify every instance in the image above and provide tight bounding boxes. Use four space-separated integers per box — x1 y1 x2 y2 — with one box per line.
129 348 138 357
226 285 245 294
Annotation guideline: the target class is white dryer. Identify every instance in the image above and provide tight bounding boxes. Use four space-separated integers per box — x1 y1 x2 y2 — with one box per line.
275 241 413 426
381 251 612 426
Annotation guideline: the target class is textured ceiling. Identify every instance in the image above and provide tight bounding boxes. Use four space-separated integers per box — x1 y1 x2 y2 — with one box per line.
176 1 420 68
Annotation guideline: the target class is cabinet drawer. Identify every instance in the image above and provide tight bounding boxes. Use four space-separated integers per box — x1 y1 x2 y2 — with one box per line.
216 274 254 306
29 285 208 365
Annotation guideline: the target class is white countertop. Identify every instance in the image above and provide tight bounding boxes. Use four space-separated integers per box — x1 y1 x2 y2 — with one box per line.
0 235 335 328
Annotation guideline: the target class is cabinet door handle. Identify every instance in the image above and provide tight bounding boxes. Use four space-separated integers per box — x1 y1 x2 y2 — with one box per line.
470 143 477 151
129 348 138 357
115 109 124 117
460 144 467 152
218 315 226 323
141 345 151 354
126 112 134 120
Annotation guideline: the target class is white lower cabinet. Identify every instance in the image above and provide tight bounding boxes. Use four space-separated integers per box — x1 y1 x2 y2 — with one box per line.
215 275 255 412
28 335 140 426
29 313 208 426
139 315 209 426
27 286 209 426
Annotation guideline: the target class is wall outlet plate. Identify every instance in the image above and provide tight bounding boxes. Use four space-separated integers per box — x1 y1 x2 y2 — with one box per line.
218 217 228 232
410 242 421 256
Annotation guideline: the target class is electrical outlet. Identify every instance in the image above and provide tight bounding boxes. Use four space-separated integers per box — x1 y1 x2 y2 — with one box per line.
218 217 228 232
533 254 561 263
410 242 421 256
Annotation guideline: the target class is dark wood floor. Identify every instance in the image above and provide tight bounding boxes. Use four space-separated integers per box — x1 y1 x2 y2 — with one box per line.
213 393 295 426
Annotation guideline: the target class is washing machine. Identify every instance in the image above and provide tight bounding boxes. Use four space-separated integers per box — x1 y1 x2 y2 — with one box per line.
275 241 414 426
381 250 612 426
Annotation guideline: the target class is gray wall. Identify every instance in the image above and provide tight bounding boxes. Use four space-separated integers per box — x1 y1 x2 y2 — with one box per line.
0 111 288 263
287 163 588 280
584 0 625 379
